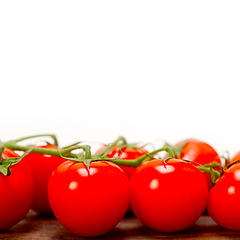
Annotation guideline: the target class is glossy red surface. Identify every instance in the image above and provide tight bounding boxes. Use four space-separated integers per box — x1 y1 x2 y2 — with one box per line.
208 162 240 231
48 161 130 237
130 159 209 232
0 149 34 230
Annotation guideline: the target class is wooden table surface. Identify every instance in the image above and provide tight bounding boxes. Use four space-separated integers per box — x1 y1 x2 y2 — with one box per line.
1 210 240 239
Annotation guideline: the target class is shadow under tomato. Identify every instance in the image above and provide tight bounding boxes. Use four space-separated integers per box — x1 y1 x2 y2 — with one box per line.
94 216 240 240
0 210 70 240
2 211 240 240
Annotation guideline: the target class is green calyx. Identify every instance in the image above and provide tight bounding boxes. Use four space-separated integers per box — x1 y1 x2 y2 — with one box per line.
163 140 224 186
0 141 33 176
195 161 222 186
163 140 187 159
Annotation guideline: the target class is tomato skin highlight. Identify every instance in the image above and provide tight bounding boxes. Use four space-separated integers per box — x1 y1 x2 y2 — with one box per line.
95 146 147 179
130 159 209 232
48 161 130 237
207 163 240 231
23 145 66 215
175 139 221 188
0 149 34 230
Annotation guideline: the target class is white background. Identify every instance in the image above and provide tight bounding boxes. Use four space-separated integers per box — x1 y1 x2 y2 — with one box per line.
0 1 240 158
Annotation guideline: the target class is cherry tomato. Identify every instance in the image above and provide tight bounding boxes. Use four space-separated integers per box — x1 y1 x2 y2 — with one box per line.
0 149 34 230
207 162 240 231
95 145 148 179
23 145 66 215
48 161 130 237
130 159 208 232
228 151 240 165
175 138 221 188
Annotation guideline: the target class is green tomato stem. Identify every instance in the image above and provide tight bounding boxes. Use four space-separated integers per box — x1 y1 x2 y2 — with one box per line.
112 136 127 146
109 146 174 167
197 165 221 178
3 138 89 159
1 135 223 185
14 134 59 146
77 145 92 159
0 141 5 162
4 140 61 156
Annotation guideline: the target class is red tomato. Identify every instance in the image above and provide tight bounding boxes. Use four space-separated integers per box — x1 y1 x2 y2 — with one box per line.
23 145 66 215
95 145 148 179
48 161 130 237
130 159 208 232
207 163 240 231
0 149 34 230
228 151 240 165
175 138 221 188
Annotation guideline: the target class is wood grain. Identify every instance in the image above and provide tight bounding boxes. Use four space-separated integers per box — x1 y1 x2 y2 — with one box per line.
0 210 239 239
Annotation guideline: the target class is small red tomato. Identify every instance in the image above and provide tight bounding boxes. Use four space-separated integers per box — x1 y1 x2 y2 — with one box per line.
48 161 130 237
23 145 66 215
0 149 34 230
207 162 240 231
175 138 221 188
130 159 208 232
228 151 240 165
95 145 148 179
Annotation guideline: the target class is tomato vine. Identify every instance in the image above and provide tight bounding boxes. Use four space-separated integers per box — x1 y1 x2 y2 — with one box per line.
1 134 222 183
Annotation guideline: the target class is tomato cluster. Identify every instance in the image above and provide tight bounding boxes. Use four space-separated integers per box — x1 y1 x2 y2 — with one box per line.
1 135 240 237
